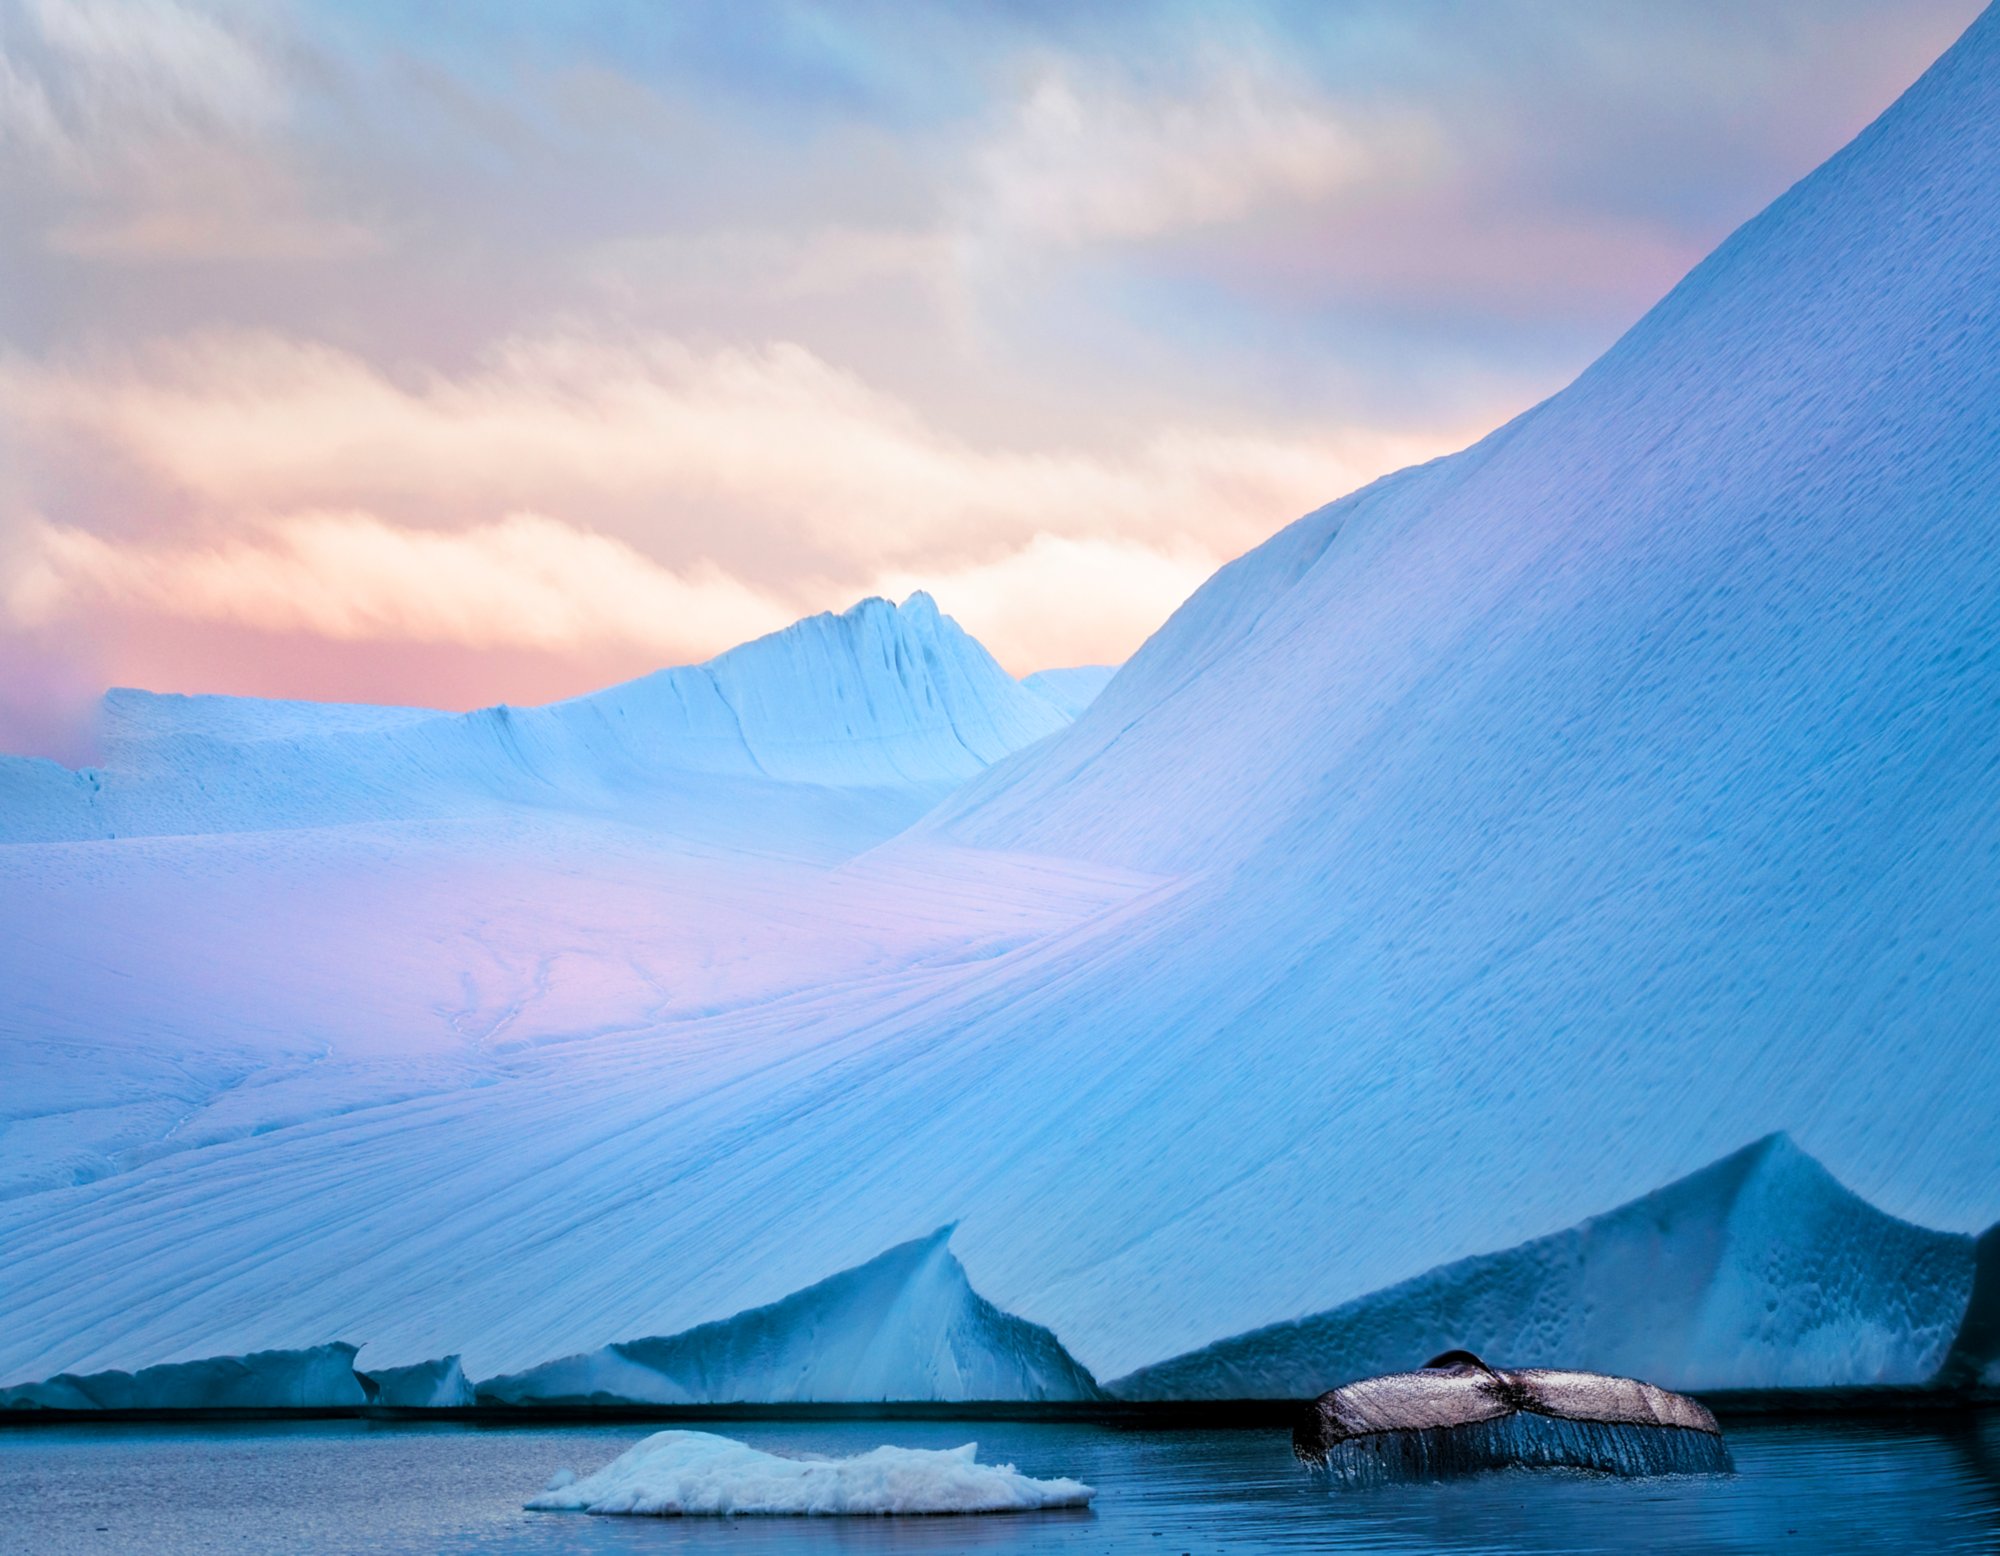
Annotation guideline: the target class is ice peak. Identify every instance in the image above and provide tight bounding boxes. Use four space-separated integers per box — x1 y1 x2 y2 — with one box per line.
480 1225 1101 1404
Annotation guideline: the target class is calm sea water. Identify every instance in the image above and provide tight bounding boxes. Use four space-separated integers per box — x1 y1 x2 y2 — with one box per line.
1 1414 1994 1554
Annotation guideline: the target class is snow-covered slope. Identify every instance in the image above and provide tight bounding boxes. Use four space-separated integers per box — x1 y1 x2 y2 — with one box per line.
6 10 2000 1398
1019 666 1117 720
0 592 1065 843
1114 1136 1977 1398
0 594 1123 1203
879 1 2000 1364
481 1229 1101 1405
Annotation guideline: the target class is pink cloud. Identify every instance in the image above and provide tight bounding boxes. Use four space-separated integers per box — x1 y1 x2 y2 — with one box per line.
0 328 1485 711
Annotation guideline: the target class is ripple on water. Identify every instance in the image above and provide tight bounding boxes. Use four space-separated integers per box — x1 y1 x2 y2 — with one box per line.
0 1414 1993 1555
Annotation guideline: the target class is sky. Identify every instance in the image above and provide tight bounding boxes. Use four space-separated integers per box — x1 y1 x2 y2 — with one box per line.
0 0 1984 758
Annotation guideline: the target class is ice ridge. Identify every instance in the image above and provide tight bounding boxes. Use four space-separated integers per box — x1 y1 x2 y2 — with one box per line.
480 1228 1104 1405
0 1343 366 1411
0 593 1066 841
1113 1136 1978 1398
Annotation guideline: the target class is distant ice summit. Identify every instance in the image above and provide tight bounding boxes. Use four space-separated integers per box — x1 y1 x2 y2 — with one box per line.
0 592 1069 841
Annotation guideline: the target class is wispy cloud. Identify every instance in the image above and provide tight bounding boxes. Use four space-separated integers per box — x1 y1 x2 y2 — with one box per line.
0 0 374 260
0 0 1981 738
1 327 1464 674
970 58 1423 247
874 533 1218 674
9 510 798 658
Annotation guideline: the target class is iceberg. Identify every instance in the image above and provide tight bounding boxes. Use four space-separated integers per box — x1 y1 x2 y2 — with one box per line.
0 594 1142 1240
481 1228 1102 1405
0 1342 365 1411
7 9 2000 1399
0 592 1066 844
524 1430 1095 1516
1114 1136 1977 1399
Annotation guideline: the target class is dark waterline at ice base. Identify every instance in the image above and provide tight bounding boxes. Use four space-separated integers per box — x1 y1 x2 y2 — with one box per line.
1 1415 1994 1554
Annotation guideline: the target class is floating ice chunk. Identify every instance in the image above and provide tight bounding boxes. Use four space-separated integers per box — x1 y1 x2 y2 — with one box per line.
0 1342 366 1411
525 1430 1094 1517
481 1227 1103 1405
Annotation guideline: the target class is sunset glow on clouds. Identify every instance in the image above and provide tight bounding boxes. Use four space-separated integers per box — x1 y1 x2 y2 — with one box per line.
0 0 1985 754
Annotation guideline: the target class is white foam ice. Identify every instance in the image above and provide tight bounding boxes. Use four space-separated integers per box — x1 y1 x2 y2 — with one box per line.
524 1430 1095 1517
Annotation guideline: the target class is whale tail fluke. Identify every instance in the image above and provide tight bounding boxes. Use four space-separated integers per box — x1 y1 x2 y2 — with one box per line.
1304 1412 1732 1486
1293 1354 1731 1484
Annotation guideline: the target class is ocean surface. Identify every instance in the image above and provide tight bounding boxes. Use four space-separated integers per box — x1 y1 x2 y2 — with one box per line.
1 1413 1994 1554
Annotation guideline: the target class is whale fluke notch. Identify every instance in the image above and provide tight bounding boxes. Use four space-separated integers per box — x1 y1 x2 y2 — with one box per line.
1422 1349 1491 1371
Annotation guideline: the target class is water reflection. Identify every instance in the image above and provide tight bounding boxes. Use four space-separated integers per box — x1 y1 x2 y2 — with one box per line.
0 1413 1992 1554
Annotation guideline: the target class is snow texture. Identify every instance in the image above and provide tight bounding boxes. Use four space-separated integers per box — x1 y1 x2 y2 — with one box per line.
1115 1136 1977 1398
6 11 2000 1398
481 1228 1102 1405
524 1430 1095 1517
358 1355 475 1408
0 1343 365 1411
1019 666 1117 719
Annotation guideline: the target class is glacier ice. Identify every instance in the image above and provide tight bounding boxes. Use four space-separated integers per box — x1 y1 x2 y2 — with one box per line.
1019 666 1117 719
358 1354 475 1408
524 1431 1095 1516
0 593 1144 1207
7 8 2000 1400
1114 1136 1977 1398
481 1228 1102 1405
0 592 1066 845
0 1343 365 1411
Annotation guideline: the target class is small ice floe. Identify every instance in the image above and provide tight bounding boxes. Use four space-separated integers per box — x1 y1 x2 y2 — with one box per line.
525 1429 1095 1516
1294 1351 1731 1485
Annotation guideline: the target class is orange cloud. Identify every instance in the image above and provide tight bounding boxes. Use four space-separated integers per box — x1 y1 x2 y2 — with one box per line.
1 329 1479 677
9 511 798 661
